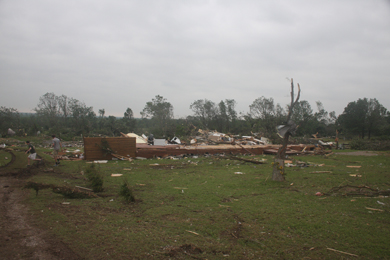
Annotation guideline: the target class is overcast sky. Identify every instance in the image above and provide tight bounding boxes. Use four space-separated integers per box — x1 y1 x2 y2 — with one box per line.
1 0 389 118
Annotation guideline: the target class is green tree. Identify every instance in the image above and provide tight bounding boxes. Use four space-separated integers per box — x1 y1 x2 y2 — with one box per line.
190 99 218 129
141 95 173 136
338 98 369 138
68 98 96 135
291 100 314 136
366 98 388 139
123 107 136 132
249 96 280 137
0 106 19 136
336 98 388 139
34 92 61 128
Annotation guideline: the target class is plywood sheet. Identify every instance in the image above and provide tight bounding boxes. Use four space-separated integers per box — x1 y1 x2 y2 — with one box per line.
84 137 136 161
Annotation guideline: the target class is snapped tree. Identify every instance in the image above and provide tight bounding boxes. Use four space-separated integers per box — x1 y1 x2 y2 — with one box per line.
272 79 301 181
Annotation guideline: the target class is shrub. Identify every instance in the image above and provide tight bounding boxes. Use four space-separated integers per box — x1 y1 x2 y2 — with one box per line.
85 164 104 192
350 139 368 150
119 179 135 203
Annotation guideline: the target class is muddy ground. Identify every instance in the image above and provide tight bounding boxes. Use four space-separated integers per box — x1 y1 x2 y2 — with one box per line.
0 162 84 260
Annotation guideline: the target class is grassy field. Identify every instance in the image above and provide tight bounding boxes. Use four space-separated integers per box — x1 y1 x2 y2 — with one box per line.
2 141 390 259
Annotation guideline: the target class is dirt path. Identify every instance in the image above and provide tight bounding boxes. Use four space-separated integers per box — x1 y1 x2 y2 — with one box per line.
0 169 83 259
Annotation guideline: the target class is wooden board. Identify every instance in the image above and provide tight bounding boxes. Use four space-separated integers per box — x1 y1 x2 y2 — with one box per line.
84 137 136 161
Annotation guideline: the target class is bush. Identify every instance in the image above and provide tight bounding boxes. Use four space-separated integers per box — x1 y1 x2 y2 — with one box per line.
119 179 135 203
350 139 390 151
350 139 368 150
85 164 104 192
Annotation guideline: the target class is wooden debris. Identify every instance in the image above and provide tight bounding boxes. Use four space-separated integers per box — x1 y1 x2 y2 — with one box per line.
112 153 133 161
326 247 358 257
365 207 384 212
111 174 123 177
186 230 199 235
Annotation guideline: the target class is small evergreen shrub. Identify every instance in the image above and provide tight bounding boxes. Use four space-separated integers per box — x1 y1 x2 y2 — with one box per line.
85 164 104 192
119 179 135 203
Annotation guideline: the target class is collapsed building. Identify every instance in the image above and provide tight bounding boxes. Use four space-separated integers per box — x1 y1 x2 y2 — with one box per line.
81 130 332 161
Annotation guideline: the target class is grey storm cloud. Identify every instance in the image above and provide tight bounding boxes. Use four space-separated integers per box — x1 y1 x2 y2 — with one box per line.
1 0 389 118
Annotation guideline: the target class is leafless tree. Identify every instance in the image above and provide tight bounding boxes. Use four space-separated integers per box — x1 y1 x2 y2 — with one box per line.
272 79 301 181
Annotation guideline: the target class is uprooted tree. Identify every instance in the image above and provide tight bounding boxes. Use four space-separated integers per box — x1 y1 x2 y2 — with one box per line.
272 79 301 181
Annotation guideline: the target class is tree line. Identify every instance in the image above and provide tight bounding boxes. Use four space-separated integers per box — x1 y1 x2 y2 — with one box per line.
1 92 389 142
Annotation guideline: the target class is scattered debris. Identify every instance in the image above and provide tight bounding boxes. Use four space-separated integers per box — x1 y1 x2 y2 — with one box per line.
111 174 123 177
93 160 108 164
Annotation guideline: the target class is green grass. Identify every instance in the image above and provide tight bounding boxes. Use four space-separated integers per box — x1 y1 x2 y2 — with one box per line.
12 148 390 259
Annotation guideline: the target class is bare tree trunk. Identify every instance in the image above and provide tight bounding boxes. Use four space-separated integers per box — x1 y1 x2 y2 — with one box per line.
272 79 300 181
272 134 289 181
